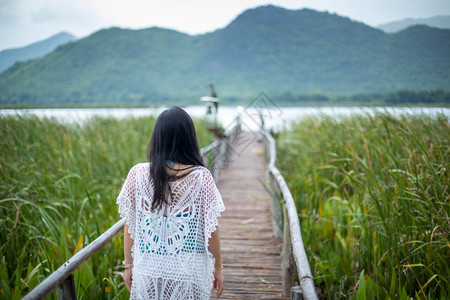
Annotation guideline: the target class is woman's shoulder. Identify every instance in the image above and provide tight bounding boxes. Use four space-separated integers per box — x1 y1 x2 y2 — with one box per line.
194 165 211 174
194 165 215 181
128 162 150 175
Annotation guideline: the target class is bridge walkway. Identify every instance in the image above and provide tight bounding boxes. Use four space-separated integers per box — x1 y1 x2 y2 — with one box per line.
211 132 288 299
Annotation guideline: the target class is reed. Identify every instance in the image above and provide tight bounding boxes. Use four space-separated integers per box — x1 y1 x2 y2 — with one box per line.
277 112 449 299
0 114 213 299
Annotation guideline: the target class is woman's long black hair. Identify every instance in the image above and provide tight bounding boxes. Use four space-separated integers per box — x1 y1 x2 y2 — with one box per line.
148 106 205 210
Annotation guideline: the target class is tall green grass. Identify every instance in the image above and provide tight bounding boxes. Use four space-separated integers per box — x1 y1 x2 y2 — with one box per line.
277 113 449 299
0 114 213 299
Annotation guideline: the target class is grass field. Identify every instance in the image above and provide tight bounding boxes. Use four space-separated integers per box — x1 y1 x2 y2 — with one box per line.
0 114 213 299
277 112 449 299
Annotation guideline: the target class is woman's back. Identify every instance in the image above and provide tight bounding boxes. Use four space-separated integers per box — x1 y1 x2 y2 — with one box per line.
118 163 224 299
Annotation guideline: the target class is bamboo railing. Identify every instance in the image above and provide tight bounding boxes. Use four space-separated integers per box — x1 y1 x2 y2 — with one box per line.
22 122 236 300
22 220 125 300
200 116 241 182
263 131 318 300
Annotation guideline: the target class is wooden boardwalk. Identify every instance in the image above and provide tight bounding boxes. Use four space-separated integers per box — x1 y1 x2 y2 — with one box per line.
211 132 288 299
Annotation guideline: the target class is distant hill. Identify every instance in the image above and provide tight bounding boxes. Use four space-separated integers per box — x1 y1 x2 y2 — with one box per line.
0 32 76 73
0 6 449 106
378 15 450 33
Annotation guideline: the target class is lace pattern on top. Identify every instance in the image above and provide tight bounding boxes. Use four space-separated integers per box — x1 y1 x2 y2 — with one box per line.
116 163 224 300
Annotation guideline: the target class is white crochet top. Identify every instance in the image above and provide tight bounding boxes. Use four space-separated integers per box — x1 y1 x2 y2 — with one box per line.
117 163 225 299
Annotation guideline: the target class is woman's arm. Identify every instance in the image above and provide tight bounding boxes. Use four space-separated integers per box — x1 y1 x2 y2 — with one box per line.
209 226 224 297
123 224 134 292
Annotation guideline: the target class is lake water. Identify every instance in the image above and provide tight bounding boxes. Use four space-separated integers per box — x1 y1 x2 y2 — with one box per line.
1 106 448 131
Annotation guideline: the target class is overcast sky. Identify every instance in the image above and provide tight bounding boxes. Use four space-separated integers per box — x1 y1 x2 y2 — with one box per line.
1 0 449 51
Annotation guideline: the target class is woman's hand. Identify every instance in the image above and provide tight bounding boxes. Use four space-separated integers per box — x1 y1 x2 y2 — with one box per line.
123 268 133 292
213 268 224 297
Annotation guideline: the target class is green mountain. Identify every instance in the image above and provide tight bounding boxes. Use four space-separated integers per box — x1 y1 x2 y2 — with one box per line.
0 32 76 73
378 15 450 33
0 5 449 106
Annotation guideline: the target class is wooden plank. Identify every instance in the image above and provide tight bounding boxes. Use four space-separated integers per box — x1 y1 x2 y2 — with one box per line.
214 132 286 299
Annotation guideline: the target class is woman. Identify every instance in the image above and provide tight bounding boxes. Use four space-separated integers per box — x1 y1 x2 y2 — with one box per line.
117 106 225 299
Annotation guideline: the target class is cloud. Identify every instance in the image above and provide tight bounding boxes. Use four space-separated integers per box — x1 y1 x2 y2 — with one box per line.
0 0 107 50
31 0 100 24
0 0 23 25
31 3 60 22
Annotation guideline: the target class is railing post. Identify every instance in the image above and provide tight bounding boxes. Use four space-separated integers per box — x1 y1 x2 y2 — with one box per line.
291 285 321 300
282 205 296 297
267 172 283 238
219 138 227 170
212 139 220 181
291 286 303 300
57 274 76 300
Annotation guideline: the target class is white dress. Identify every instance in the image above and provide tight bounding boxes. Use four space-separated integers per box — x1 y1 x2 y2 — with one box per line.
117 163 225 299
